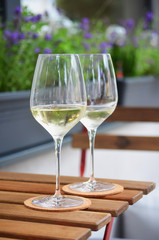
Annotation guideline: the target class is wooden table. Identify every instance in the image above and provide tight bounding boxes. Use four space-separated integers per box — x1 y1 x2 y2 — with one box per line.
0 172 155 240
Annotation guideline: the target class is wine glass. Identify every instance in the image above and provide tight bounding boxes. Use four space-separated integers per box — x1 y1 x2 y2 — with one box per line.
68 53 118 193
30 54 86 209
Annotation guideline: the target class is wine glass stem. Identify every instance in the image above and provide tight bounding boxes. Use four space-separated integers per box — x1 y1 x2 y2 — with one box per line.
54 137 63 199
88 129 96 182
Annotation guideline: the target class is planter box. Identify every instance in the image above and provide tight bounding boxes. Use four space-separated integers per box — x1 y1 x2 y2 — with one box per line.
0 90 82 161
117 76 159 107
0 91 52 158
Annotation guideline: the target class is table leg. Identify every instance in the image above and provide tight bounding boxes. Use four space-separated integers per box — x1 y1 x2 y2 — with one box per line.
80 149 86 176
103 217 114 240
80 126 87 177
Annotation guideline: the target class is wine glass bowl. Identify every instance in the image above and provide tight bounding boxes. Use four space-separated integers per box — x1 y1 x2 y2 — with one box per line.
68 53 118 194
29 54 87 209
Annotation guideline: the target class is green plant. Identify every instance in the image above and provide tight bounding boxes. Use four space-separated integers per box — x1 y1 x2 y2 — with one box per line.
0 7 159 92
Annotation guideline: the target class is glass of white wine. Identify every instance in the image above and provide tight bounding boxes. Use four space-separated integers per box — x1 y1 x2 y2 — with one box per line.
68 53 118 194
30 54 86 209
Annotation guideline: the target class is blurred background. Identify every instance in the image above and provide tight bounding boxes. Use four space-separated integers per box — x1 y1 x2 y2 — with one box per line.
0 0 159 239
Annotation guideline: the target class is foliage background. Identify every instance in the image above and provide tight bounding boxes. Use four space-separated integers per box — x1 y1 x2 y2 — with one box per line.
0 6 159 92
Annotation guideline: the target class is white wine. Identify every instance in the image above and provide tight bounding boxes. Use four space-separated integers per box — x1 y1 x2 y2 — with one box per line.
31 104 86 137
81 103 116 130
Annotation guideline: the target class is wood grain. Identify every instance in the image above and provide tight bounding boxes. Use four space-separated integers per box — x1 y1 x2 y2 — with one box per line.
0 191 128 217
0 219 91 240
0 172 155 194
0 188 142 205
72 133 159 151
108 106 159 122
88 198 128 217
104 189 143 204
0 202 110 231
0 238 21 240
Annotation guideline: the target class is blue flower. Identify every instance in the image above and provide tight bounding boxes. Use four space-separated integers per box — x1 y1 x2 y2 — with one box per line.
18 33 25 40
44 48 52 54
80 18 90 32
99 42 113 53
23 14 42 23
84 32 92 39
125 19 135 30
34 48 41 53
99 42 108 53
100 42 107 49
32 33 39 39
14 6 22 16
4 29 11 37
45 34 52 40
145 12 153 23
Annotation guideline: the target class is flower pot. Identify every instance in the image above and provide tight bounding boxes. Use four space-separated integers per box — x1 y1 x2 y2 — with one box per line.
117 76 159 106
0 91 52 160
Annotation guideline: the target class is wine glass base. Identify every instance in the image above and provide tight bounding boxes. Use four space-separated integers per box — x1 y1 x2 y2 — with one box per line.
24 195 92 211
32 195 83 208
69 181 115 192
62 181 124 197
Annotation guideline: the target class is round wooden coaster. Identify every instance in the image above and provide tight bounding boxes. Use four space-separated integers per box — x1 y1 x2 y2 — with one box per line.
24 195 91 212
62 183 123 197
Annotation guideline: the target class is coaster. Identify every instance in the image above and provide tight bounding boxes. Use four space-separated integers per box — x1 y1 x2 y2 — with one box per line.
24 195 91 212
62 183 123 197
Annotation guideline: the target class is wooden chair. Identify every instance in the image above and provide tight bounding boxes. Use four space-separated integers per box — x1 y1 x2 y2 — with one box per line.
73 106 159 175
72 106 159 240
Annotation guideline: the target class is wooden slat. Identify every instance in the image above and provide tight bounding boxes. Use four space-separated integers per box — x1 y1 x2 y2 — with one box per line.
104 189 143 204
0 188 142 205
108 106 159 122
0 172 155 194
0 202 110 231
0 180 54 194
0 191 128 217
0 219 91 240
88 198 128 217
0 238 21 240
72 133 159 151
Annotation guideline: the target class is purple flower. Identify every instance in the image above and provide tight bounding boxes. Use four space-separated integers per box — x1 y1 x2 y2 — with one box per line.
82 18 89 24
4 29 11 37
80 18 90 32
99 42 113 53
24 14 42 23
14 6 22 16
10 32 19 41
99 42 108 53
145 12 153 23
45 34 52 40
125 19 135 30
23 16 31 22
31 14 42 23
1 23 5 29
84 32 92 39
44 48 52 54
18 33 25 40
56 7 64 14
99 42 107 49
83 42 90 51
34 48 41 53
36 14 42 21
32 33 39 39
